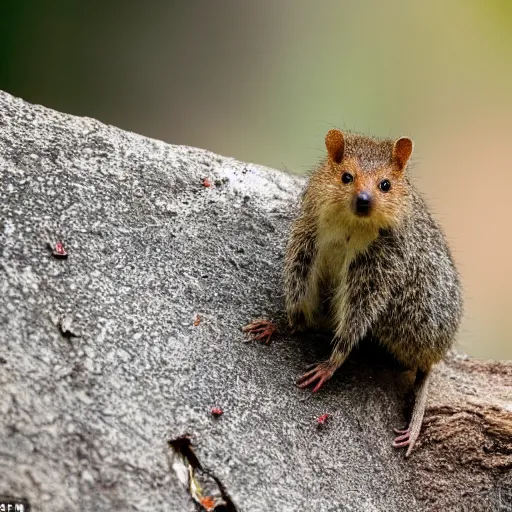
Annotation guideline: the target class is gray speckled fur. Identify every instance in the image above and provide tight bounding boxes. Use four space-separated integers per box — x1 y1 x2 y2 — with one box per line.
284 134 463 372
347 187 463 371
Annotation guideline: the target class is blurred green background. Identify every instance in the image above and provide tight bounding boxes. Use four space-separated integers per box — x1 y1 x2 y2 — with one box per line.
1 1 511 359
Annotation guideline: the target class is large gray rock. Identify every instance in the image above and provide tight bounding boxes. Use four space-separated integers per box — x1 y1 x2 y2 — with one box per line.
1 90 511 512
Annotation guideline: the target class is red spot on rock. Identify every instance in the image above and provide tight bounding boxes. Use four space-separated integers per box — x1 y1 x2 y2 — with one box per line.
200 496 215 511
52 241 68 259
211 407 223 417
317 413 330 425
202 178 212 188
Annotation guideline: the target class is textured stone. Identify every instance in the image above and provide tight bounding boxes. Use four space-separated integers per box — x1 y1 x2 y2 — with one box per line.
1 90 511 512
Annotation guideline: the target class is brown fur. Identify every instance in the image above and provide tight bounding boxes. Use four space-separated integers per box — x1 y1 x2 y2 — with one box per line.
285 129 463 454
285 129 462 370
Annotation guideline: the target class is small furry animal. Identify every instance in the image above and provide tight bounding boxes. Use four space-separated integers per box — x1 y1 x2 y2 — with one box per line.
244 129 463 456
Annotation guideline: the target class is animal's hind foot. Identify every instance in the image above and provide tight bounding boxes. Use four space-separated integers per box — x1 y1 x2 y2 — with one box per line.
392 425 420 457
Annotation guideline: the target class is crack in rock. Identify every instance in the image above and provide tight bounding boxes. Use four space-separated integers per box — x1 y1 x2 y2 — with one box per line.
168 435 237 512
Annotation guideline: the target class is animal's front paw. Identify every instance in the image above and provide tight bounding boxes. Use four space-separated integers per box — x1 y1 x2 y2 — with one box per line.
241 318 277 345
296 361 335 393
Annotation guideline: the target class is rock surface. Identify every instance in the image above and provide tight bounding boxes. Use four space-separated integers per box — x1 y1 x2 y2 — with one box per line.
1 90 511 511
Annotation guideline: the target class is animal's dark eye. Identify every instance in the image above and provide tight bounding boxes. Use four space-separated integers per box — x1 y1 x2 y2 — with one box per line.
379 179 391 192
341 172 353 184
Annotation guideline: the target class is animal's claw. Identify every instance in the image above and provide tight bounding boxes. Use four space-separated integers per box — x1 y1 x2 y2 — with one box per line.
296 362 335 392
242 319 277 344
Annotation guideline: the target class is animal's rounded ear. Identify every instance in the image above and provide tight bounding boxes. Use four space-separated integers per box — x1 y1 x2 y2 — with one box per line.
325 129 345 164
392 137 414 170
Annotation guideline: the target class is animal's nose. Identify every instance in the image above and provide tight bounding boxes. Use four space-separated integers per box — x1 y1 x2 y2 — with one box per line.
354 192 372 216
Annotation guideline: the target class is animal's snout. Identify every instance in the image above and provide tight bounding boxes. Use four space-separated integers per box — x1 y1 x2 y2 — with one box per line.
354 192 372 216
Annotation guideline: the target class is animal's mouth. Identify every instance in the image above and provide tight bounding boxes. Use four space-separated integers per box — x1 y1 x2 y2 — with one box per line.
354 208 371 217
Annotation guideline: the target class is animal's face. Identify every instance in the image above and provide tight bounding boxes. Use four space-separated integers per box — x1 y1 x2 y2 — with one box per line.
316 129 414 231
333 157 409 227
